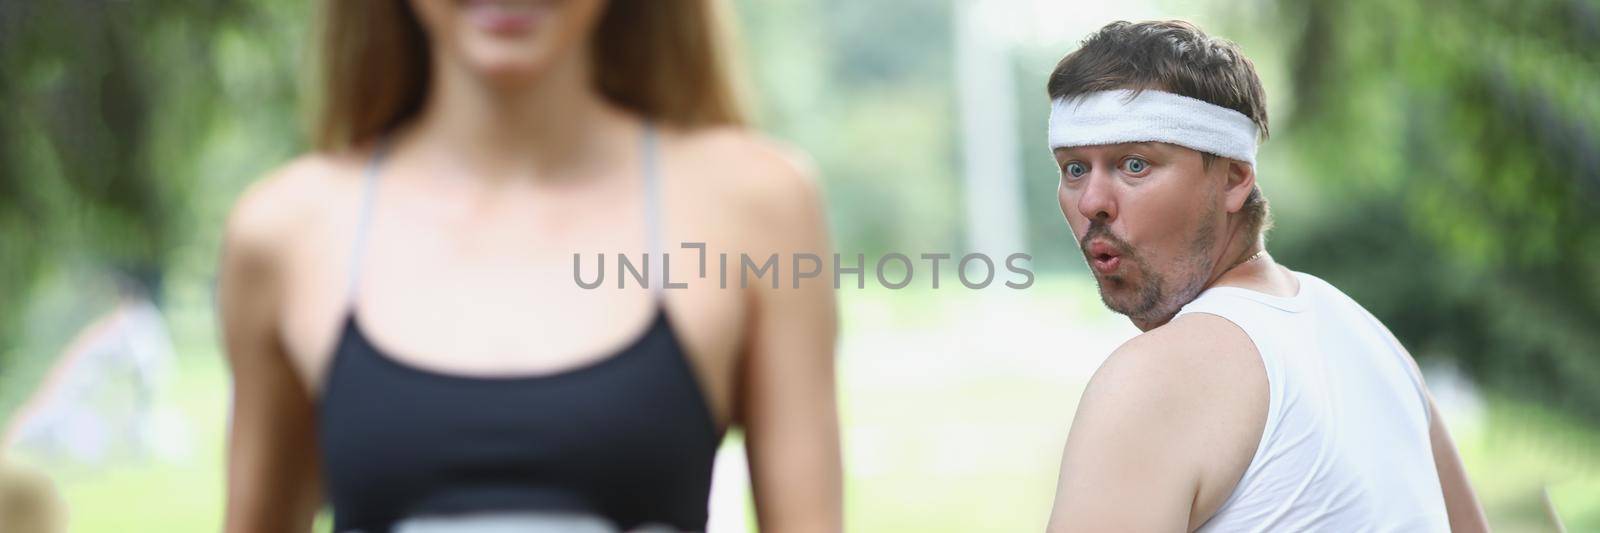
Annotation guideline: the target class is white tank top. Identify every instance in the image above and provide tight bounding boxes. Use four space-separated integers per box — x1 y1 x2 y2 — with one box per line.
1180 271 1450 532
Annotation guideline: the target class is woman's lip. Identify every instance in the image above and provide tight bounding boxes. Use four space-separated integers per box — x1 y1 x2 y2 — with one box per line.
465 1 544 35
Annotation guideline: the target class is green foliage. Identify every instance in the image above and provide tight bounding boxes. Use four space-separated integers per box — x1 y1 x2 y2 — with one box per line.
0 1 306 385
1266 0 1600 420
734 0 965 257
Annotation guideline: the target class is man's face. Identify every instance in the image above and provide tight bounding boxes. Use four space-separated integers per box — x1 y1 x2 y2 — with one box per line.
1054 142 1230 326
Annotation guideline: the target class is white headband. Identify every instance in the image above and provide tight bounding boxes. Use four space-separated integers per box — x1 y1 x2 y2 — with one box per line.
1047 89 1259 166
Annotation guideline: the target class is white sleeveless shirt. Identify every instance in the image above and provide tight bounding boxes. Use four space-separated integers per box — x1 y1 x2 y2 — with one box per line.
1180 271 1450 532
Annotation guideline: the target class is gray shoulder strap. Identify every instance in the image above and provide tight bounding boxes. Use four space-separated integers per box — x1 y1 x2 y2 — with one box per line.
641 124 666 295
346 137 390 304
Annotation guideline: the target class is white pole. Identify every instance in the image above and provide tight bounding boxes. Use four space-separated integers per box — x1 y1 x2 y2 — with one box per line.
955 0 1027 265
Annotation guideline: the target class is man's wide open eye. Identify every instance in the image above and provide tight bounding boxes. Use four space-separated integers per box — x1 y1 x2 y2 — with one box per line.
1064 161 1088 178
1121 157 1150 175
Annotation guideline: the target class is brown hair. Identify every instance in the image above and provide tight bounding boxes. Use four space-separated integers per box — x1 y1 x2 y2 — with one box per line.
1047 20 1272 236
313 0 747 151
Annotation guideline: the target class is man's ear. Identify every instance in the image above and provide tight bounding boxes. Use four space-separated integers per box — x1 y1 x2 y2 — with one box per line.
1223 159 1256 214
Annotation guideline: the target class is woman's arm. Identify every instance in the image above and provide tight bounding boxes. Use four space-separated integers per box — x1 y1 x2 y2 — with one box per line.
734 144 843 533
218 176 323 533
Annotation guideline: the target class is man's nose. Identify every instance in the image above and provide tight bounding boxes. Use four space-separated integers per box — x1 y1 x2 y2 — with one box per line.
1077 170 1117 224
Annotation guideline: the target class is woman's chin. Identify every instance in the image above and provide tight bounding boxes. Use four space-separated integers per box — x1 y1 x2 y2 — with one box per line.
479 64 546 85
461 51 556 86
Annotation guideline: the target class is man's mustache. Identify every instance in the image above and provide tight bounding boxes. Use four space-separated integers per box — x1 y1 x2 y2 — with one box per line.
1080 222 1133 258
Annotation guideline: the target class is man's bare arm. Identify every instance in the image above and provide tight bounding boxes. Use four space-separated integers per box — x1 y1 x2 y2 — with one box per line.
1048 314 1267 532
1382 323 1489 532
1426 393 1490 531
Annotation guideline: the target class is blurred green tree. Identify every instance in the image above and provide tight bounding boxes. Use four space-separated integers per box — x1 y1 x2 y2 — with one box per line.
0 1 305 410
1268 0 1600 421
735 0 966 257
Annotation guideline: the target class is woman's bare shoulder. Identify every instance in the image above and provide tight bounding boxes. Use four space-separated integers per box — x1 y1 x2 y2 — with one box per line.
667 126 827 239
223 148 369 260
672 126 817 186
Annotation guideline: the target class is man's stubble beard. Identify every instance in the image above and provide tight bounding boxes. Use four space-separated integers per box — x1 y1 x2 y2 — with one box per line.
1097 205 1220 326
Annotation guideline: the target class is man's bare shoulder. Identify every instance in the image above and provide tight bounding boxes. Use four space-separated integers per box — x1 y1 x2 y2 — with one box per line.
1069 312 1269 474
1057 313 1270 527
1053 313 1270 530
1088 312 1263 401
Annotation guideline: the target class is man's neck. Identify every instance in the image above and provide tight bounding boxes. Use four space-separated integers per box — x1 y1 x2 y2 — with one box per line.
1128 231 1298 332
1213 250 1298 297
1208 229 1298 298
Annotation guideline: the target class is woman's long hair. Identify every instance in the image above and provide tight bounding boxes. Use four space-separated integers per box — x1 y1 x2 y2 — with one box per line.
312 0 747 151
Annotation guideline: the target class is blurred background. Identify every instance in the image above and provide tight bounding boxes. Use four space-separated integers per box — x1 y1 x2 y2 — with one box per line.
1 0 1597 531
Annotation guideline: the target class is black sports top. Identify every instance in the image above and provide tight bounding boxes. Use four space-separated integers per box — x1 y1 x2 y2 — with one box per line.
316 126 723 532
